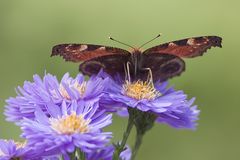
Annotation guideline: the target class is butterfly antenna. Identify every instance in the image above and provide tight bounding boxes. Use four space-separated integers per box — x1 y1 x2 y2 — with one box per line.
138 34 162 49
109 37 135 49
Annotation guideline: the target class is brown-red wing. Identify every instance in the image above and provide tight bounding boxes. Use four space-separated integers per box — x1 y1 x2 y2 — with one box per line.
51 44 131 62
143 36 222 58
79 54 131 77
138 53 185 82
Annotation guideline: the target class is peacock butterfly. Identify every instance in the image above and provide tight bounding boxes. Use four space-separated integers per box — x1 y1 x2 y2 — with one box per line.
51 35 222 82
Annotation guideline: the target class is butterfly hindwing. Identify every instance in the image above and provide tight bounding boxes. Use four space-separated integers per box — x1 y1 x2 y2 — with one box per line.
139 53 185 82
79 54 131 77
51 44 130 62
143 36 222 58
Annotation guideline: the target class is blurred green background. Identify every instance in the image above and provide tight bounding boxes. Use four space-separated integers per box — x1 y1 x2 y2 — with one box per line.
0 0 239 159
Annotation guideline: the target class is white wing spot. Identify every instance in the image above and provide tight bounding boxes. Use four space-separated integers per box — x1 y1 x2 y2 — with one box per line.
169 42 177 47
187 38 195 45
79 45 88 51
98 47 106 50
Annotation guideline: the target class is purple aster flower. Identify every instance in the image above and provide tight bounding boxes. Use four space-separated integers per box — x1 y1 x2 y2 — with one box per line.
20 101 112 156
41 155 63 160
87 144 131 160
99 71 200 130
0 139 37 160
4 72 109 123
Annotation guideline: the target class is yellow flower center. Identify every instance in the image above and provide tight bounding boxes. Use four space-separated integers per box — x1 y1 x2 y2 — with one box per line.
15 141 26 149
50 112 90 135
59 81 87 99
73 81 87 96
123 80 162 100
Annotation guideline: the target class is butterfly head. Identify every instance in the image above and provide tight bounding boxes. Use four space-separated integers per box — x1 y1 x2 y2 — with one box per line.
129 48 142 54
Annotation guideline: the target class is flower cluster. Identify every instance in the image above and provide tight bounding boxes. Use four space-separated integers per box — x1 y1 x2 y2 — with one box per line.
2 71 199 160
5 73 109 122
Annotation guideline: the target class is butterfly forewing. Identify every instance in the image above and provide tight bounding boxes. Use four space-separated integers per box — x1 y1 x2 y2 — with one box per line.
143 36 222 58
51 43 131 77
51 44 130 62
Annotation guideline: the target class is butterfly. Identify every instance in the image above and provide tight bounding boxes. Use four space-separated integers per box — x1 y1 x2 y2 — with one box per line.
51 35 222 82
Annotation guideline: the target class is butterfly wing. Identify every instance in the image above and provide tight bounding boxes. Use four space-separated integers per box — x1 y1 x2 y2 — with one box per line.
140 36 222 81
79 54 131 77
51 44 131 76
139 53 185 82
143 36 222 58
52 44 130 62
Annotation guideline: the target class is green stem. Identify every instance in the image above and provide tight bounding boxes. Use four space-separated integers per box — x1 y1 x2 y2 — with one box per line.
130 109 156 160
112 116 134 160
76 148 86 160
80 151 86 160
60 155 64 160
68 151 76 160
131 133 144 160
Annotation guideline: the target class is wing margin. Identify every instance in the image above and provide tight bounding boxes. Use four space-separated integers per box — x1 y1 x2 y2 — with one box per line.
143 36 222 58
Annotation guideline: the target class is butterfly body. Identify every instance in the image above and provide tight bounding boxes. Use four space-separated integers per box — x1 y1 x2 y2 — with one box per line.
52 36 222 81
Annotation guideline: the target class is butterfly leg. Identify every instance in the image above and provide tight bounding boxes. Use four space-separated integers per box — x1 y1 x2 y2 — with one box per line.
124 61 133 82
141 68 154 85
